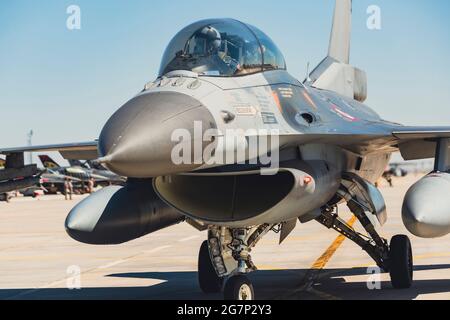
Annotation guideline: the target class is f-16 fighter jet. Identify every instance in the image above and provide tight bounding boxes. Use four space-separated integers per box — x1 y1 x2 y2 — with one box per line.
39 155 126 187
2 0 450 300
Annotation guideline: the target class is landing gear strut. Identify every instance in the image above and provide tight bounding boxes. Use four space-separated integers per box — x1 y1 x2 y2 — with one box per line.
317 204 414 289
223 229 256 300
316 173 414 289
316 206 390 270
197 225 273 300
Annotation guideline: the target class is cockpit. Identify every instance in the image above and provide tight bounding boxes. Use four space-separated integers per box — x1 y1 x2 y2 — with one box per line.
159 19 286 77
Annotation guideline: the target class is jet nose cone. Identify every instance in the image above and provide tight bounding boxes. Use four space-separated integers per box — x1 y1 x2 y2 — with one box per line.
402 174 450 238
99 92 217 178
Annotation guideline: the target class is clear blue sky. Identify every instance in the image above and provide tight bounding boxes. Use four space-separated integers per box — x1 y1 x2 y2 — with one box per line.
1 0 450 151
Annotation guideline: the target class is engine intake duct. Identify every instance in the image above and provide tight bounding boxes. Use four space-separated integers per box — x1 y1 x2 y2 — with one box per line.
154 162 340 227
155 172 294 223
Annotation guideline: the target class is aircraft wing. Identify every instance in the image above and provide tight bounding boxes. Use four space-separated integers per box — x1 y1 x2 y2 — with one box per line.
392 127 450 140
0 141 98 193
279 125 450 161
41 173 82 184
0 141 98 160
392 126 450 161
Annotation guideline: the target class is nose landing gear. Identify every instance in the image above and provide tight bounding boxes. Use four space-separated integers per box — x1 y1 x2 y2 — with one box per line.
198 225 273 300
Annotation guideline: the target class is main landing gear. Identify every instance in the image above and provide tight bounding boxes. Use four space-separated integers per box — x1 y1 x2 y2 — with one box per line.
316 206 413 289
389 235 414 289
317 173 414 289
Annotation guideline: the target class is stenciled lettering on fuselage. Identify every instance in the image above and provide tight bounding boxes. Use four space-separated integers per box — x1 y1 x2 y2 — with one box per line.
269 84 321 129
261 112 278 124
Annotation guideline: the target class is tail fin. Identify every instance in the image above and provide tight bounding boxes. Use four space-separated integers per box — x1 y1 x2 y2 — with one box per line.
306 0 367 102
39 155 61 169
328 0 352 64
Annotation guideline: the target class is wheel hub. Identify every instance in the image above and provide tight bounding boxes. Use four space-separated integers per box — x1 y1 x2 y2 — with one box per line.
239 284 252 300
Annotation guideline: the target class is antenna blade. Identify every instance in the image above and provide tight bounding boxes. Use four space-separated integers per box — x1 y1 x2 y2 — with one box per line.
328 0 352 64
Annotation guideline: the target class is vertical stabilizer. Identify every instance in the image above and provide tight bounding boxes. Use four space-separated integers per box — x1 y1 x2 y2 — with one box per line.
306 0 367 102
39 155 61 169
328 0 352 64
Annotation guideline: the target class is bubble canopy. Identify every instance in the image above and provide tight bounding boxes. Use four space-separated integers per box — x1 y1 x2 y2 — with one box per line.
159 19 286 77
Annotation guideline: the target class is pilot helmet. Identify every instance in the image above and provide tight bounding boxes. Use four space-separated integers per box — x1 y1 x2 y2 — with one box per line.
195 26 222 54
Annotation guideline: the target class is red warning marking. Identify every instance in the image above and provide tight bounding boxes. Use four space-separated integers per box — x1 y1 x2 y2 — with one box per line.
304 176 313 185
330 104 359 122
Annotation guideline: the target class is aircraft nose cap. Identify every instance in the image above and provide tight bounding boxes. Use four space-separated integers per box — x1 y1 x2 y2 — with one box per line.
98 92 217 178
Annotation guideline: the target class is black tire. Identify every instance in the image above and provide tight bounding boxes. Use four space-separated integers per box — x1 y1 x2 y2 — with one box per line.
224 275 255 300
389 235 413 289
198 240 223 293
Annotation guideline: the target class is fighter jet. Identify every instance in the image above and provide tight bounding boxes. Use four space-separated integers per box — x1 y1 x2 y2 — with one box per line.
39 170 82 195
68 159 126 186
2 0 450 300
39 155 125 188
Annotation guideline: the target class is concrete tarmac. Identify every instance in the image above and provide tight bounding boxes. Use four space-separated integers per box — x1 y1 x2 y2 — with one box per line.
0 175 449 300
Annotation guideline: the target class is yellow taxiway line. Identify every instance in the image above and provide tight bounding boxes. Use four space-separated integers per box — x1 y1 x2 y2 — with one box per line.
281 215 357 300
312 216 357 270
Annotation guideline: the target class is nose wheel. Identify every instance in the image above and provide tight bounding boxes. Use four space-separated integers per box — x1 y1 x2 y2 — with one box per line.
389 235 413 289
224 275 255 300
198 240 223 293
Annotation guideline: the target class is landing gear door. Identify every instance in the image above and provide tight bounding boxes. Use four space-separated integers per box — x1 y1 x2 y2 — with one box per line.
342 172 387 227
